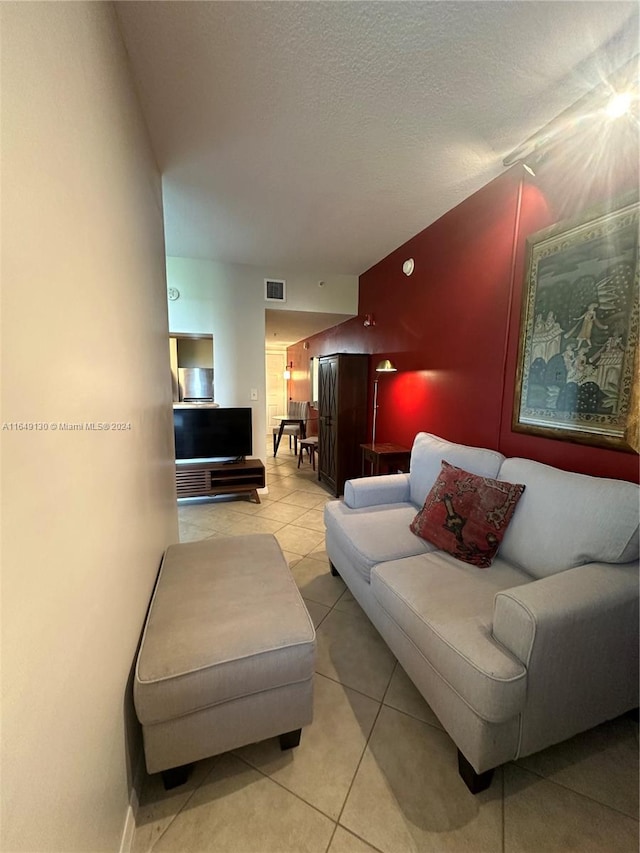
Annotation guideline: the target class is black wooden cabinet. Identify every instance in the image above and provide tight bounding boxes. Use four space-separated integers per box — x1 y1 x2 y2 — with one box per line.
317 353 369 496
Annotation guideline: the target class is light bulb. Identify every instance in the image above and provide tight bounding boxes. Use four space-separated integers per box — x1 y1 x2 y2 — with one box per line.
606 92 632 119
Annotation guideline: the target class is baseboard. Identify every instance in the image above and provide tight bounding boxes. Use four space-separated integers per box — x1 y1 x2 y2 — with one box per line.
119 803 136 853
119 751 145 853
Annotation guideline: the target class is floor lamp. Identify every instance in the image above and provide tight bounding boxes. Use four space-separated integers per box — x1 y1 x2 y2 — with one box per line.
371 358 397 448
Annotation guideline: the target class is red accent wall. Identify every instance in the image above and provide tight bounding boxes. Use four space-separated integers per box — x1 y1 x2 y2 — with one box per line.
289 135 639 483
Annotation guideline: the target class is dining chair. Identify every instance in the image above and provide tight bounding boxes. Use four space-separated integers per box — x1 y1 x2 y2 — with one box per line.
298 435 318 470
272 401 310 456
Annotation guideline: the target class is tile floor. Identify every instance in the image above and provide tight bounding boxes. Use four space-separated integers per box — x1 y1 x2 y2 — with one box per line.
133 442 639 853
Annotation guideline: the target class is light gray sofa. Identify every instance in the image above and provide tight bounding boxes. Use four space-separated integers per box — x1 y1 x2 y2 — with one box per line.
324 432 639 792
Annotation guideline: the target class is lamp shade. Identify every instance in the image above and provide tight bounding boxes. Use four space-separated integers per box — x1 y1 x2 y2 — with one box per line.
375 359 397 373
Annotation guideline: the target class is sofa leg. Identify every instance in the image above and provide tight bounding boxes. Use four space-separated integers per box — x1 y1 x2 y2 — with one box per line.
329 561 340 577
161 763 192 790
279 728 302 750
457 750 494 794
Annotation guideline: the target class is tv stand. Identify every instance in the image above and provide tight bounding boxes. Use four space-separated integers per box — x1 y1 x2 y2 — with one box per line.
175 458 266 502
222 456 245 465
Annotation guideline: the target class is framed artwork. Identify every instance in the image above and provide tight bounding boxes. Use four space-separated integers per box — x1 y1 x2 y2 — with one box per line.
513 196 639 452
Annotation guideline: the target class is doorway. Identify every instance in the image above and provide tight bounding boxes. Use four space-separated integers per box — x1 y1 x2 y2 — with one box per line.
265 348 287 439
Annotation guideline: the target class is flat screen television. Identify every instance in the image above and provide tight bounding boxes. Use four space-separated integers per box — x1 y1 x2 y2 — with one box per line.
174 407 253 462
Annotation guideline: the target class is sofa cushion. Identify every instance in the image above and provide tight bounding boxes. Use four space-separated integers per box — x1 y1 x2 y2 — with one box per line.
498 458 640 578
324 499 434 583
371 552 530 722
409 432 505 509
410 461 525 568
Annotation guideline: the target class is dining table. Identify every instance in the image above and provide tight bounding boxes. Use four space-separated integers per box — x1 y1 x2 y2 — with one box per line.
271 414 316 457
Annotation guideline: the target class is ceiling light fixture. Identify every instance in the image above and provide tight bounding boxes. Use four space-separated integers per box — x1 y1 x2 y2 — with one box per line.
402 259 415 276
606 91 633 118
503 55 638 171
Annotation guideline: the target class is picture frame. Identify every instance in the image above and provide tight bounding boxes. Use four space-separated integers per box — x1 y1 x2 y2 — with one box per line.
512 196 639 452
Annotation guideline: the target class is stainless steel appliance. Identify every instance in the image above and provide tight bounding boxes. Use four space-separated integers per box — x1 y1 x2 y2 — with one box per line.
178 367 214 402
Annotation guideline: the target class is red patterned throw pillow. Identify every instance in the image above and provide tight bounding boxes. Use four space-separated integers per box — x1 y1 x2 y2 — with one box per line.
410 461 525 568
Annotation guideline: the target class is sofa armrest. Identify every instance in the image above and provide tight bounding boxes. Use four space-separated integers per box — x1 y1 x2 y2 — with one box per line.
493 561 639 664
493 561 639 756
343 474 411 509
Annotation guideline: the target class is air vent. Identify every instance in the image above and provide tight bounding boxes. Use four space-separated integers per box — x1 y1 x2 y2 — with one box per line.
265 279 286 302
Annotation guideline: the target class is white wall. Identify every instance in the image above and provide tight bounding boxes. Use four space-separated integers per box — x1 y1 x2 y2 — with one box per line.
1 4 177 851
166 256 358 456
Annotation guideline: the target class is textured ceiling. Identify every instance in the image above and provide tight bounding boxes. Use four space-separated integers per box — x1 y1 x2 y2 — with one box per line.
117 1 638 277
265 309 353 347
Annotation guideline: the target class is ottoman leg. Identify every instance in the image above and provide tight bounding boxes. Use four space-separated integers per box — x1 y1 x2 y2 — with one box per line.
161 763 193 790
330 562 340 577
279 729 302 750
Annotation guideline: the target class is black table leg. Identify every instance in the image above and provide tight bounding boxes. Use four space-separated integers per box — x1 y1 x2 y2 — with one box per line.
274 422 286 456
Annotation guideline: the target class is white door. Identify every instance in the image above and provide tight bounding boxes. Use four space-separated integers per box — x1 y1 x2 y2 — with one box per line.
265 350 287 438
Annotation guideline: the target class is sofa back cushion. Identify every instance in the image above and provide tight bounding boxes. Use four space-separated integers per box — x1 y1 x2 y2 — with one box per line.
409 432 505 509
498 458 640 578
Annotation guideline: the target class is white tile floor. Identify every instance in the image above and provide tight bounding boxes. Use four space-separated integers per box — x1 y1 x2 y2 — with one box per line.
132 442 639 853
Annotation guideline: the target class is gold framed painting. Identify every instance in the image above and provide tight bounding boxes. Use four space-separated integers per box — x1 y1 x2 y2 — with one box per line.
513 196 639 452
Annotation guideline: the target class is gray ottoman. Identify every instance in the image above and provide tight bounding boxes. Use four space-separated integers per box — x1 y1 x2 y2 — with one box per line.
134 534 316 787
